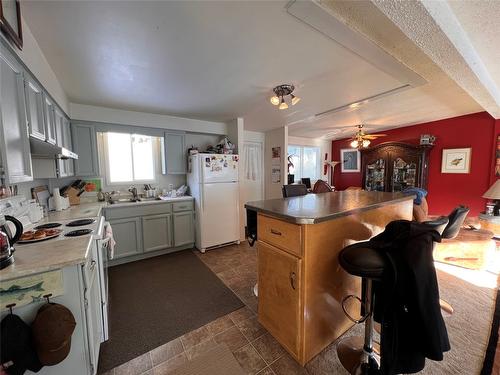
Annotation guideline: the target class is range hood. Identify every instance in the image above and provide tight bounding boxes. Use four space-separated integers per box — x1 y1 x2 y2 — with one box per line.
30 137 78 160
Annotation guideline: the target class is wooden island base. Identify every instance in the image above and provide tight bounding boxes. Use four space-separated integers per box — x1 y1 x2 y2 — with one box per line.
255 198 413 365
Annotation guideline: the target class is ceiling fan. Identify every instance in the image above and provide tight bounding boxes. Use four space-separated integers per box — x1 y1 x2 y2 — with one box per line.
349 124 387 149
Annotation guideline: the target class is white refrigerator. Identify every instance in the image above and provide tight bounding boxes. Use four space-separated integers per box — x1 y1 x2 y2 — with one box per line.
187 153 240 252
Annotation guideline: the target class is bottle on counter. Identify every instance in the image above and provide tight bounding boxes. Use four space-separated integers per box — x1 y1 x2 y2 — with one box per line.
53 188 62 212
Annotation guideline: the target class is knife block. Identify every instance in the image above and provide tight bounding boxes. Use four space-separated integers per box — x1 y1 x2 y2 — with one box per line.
66 187 81 205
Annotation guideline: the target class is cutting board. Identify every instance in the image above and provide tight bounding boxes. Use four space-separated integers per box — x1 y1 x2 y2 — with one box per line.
32 185 50 208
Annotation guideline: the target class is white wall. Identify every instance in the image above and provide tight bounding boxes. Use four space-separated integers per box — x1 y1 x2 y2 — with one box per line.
70 103 227 135
5 17 69 113
264 127 288 199
227 118 245 240
288 136 332 182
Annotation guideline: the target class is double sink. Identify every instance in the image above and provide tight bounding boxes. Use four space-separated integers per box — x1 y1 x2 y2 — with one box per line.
108 197 160 204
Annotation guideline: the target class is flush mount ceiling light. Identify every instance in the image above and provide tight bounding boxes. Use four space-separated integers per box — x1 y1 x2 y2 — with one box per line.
270 84 301 110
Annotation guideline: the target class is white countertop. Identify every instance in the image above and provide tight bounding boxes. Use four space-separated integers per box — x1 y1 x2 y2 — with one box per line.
0 197 194 281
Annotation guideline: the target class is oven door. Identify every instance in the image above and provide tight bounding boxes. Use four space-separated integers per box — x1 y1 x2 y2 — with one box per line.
96 235 110 342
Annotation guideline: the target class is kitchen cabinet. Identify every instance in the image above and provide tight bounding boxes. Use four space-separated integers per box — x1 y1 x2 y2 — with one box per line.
142 214 173 252
361 142 432 192
24 73 46 141
259 241 302 358
105 200 195 265
42 93 57 145
56 113 74 177
108 217 143 259
162 132 186 174
173 211 194 247
0 43 33 184
72 122 99 176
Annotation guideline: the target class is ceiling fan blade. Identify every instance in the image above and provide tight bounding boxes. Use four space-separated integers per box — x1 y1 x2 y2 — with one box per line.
363 134 387 139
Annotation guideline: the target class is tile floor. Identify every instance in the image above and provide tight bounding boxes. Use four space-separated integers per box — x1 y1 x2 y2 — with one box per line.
101 242 353 375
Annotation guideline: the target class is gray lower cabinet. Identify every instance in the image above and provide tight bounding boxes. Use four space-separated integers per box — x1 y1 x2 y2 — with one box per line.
106 201 194 264
0 43 33 184
108 217 142 259
72 123 99 176
142 214 173 252
173 211 194 247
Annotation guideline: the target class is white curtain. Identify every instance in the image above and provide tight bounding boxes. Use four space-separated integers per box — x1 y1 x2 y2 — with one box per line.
243 143 261 181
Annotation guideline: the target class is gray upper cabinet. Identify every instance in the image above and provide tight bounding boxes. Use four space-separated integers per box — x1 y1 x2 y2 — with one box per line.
162 132 186 174
42 93 57 145
72 123 99 176
24 75 46 142
0 44 33 184
54 107 65 147
173 211 194 247
142 214 173 252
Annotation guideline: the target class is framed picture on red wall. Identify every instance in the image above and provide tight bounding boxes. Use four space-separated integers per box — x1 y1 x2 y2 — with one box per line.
441 148 471 174
341 149 360 172
495 135 500 177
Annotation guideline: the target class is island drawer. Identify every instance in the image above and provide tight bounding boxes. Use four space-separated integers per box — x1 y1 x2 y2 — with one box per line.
258 214 302 256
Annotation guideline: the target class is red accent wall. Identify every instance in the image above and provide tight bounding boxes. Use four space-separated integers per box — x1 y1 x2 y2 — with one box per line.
331 112 497 216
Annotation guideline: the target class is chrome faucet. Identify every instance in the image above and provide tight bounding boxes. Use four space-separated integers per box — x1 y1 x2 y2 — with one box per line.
128 186 139 201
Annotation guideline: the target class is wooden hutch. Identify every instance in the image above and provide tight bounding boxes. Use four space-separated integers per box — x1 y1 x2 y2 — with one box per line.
361 142 432 192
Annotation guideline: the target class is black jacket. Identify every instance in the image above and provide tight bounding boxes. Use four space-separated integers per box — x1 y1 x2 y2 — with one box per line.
367 220 450 374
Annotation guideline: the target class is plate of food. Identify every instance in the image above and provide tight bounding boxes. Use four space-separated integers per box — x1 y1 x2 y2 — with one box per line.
18 229 63 243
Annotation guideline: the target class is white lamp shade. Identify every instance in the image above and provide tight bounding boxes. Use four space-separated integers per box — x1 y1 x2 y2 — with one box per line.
483 180 500 199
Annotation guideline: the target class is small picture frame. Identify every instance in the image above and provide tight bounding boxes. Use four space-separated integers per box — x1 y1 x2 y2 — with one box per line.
341 149 360 173
441 148 471 174
0 0 23 50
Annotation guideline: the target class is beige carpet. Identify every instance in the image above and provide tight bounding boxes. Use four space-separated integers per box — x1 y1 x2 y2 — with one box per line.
305 265 498 374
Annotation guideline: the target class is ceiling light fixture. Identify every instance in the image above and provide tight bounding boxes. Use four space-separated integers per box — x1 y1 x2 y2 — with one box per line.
349 125 385 149
270 84 300 110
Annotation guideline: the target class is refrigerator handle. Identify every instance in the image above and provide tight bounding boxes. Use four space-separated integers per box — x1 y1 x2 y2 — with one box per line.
201 185 204 212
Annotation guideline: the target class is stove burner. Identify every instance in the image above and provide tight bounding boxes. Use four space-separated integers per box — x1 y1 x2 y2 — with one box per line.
64 229 93 237
35 223 62 229
66 219 96 227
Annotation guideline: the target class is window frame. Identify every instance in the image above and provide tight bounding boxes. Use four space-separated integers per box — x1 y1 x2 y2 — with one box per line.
102 132 158 186
287 144 321 183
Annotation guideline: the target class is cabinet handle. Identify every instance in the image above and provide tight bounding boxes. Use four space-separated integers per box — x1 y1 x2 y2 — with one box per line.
290 271 296 290
89 260 97 272
270 229 282 236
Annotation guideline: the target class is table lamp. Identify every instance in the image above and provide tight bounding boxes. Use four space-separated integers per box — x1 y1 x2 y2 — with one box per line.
483 180 500 216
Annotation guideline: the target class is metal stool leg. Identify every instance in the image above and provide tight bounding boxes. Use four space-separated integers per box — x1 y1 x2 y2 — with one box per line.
337 279 380 375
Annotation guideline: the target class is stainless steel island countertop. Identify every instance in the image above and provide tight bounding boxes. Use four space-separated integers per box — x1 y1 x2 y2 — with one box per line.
245 190 414 224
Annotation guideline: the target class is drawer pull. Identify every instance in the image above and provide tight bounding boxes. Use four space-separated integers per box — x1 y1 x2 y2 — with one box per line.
270 229 282 236
290 271 296 290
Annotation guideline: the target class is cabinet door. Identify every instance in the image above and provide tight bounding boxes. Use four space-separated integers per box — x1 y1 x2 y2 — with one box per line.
42 94 57 144
54 107 65 147
24 75 46 141
163 132 186 174
173 211 194 247
258 241 302 357
142 214 172 252
62 117 72 149
108 217 142 259
0 45 33 184
72 123 99 176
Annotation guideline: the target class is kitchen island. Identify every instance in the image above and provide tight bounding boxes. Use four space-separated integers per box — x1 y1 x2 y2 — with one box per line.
245 190 414 365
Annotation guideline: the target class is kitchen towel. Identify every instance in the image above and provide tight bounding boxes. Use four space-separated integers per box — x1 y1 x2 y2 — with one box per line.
243 143 260 181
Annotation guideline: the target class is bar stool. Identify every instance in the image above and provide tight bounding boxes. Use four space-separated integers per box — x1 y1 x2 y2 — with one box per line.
337 217 449 374
337 244 387 374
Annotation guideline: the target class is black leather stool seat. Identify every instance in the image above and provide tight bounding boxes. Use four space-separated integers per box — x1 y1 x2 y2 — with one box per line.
339 245 387 281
